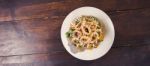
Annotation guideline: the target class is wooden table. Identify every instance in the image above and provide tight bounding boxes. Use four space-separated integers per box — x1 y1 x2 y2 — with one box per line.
0 0 150 66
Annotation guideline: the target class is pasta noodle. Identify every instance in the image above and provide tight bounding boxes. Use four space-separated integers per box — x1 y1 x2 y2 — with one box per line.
66 16 104 51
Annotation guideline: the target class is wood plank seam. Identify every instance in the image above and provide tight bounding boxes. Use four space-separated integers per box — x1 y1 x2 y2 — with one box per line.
0 7 149 22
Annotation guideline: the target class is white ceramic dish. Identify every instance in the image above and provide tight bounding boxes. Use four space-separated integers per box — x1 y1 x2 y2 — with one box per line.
61 7 115 60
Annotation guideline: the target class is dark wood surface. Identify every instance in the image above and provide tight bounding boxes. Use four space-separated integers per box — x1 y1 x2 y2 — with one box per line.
0 0 150 66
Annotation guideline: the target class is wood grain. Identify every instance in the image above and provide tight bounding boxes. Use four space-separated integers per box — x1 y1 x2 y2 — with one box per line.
0 0 150 21
110 8 150 47
1 45 149 65
0 8 150 56
0 0 149 65
11 0 150 20
0 18 64 56
0 0 12 21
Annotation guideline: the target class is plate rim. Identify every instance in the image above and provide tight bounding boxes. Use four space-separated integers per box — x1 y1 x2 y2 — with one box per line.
60 6 115 60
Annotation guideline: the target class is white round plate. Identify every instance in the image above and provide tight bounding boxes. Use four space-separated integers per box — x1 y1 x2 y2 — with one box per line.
61 7 115 60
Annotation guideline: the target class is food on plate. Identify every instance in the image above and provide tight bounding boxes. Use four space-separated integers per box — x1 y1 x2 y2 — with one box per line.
66 16 104 52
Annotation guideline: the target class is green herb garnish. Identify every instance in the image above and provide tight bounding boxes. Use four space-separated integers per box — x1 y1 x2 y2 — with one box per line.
66 29 73 38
